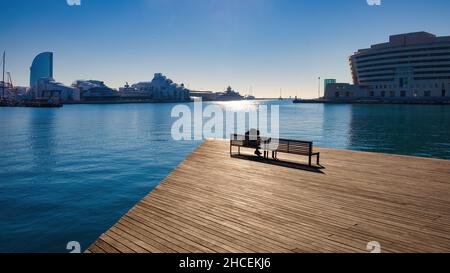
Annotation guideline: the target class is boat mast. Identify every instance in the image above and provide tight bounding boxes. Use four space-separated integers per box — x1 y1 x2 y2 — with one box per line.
1 51 5 99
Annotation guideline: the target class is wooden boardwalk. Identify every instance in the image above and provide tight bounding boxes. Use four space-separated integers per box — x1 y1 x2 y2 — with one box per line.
87 140 450 253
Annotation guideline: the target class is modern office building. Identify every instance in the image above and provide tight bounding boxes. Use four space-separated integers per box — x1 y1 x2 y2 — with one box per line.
30 52 53 87
325 32 450 99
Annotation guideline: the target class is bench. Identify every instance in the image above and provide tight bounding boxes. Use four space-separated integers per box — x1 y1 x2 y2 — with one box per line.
230 134 320 166
230 134 261 156
267 138 320 166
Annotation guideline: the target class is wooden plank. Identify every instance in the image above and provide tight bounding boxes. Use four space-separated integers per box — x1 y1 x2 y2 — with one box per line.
87 140 450 253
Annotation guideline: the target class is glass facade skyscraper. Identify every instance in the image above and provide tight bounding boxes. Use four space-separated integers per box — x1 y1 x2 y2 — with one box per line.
30 52 53 87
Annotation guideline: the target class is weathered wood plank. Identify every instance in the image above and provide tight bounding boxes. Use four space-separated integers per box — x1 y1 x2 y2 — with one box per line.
87 140 450 253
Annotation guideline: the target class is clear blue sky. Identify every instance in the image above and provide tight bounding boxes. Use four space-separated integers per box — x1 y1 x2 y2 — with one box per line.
1 0 450 98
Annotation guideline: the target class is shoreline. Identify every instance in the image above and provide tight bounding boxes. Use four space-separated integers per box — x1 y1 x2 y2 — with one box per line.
1 98 278 108
294 98 450 105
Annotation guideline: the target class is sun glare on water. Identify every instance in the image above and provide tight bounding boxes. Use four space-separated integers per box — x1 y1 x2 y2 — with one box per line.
213 100 262 112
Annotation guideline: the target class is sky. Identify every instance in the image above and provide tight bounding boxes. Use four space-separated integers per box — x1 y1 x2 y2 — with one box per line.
1 0 450 98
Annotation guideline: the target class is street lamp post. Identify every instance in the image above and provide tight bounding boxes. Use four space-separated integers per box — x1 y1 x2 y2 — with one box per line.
318 77 321 99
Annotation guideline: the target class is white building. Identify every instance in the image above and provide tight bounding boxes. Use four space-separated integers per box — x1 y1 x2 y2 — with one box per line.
130 73 190 102
72 80 119 101
325 32 450 99
36 78 80 102
118 82 152 98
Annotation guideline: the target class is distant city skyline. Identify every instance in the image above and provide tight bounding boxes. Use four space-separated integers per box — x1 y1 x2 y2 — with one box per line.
2 0 450 98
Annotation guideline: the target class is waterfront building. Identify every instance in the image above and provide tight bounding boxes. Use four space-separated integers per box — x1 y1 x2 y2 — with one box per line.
325 32 450 99
29 52 80 102
30 52 53 87
72 80 119 101
324 83 368 99
130 73 190 102
118 82 146 97
324 79 336 90
36 78 80 102
118 82 158 99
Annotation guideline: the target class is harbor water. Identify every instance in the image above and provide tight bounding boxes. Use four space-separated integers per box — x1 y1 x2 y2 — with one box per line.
1 100 449 252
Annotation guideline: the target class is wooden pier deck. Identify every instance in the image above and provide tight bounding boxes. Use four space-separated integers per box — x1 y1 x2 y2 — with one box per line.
87 140 450 253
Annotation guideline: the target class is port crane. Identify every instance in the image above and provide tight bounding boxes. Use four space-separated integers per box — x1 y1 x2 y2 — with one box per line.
7 72 13 88
5 72 15 97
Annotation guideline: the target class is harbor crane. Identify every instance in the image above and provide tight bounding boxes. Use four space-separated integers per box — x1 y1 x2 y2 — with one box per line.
7 72 13 88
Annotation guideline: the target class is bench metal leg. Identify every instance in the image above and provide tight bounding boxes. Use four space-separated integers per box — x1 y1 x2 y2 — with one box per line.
317 153 320 165
238 146 241 155
272 151 278 160
309 156 312 166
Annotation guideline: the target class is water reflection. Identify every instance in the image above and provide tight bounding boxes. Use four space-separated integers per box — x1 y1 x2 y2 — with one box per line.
197 101 450 159
212 100 261 112
28 109 58 179
0 101 449 253
321 104 352 148
348 104 450 157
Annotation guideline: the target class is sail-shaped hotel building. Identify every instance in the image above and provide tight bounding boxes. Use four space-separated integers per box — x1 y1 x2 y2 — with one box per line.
29 52 80 102
30 52 53 87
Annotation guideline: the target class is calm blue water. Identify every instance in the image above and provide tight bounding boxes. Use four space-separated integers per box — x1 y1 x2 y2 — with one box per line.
0 101 449 253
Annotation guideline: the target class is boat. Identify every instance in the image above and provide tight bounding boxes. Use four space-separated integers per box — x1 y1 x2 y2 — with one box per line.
24 99 63 108
1 51 6 100
244 86 256 100
215 86 244 101
293 96 302 103
0 98 63 108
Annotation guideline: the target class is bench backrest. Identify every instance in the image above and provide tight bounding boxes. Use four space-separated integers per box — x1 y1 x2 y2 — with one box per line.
230 134 255 147
231 134 245 140
231 135 314 154
271 138 313 155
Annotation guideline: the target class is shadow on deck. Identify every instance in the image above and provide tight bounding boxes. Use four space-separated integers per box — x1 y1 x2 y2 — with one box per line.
231 153 325 174
87 140 450 253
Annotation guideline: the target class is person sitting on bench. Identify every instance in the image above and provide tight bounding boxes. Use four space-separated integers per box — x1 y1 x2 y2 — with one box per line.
245 129 262 157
